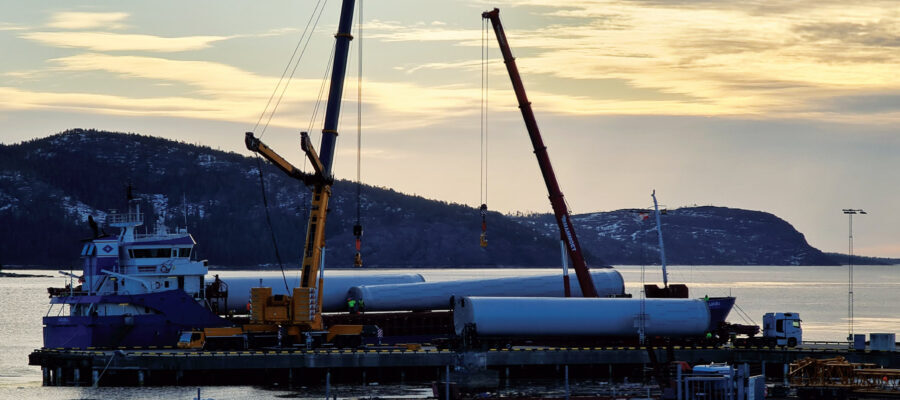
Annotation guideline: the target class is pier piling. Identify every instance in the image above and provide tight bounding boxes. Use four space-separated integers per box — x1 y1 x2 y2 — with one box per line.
73 368 80 387
325 370 331 400
55 367 62 386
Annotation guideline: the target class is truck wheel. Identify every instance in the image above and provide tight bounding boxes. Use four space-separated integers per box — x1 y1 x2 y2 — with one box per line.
787 338 797 348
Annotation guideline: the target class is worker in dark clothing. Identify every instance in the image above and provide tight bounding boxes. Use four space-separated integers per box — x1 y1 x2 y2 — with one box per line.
347 298 358 314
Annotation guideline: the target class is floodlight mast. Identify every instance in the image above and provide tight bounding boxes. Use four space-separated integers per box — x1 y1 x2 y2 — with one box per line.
842 208 866 342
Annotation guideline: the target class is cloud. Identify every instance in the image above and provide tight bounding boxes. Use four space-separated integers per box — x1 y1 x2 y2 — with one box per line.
21 31 234 52
821 93 900 114
365 19 477 42
0 53 484 130
46 12 130 30
794 20 900 48
371 0 900 121
0 23 27 31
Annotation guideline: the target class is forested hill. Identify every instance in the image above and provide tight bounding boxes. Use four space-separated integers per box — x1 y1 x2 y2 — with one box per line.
515 208 838 266
1 129 839 267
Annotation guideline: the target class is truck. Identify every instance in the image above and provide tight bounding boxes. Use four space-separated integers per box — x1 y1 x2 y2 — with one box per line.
730 312 802 348
177 327 246 350
763 312 802 347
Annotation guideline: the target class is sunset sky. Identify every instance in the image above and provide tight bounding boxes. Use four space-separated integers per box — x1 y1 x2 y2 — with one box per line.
1 0 897 258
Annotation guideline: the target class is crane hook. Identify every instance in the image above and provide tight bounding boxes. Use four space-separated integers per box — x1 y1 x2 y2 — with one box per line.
353 223 363 267
479 204 488 248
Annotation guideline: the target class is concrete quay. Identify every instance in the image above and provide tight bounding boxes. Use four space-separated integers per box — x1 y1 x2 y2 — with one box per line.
29 344 900 387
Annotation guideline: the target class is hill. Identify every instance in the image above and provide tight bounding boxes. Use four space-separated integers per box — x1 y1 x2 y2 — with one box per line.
514 207 838 266
0 129 841 267
0 129 564 267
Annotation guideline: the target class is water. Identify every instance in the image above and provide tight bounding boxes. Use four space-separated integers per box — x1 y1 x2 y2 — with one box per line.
2 265 898 399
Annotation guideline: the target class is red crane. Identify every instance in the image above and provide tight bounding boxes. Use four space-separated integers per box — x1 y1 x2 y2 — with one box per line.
483 8 605 298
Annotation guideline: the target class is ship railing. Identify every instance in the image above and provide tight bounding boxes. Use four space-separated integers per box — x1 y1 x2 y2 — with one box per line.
47 286 89 298
133 232 186 239
107 212 143 225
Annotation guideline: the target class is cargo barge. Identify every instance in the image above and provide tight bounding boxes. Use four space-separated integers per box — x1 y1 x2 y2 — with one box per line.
29 342 900 388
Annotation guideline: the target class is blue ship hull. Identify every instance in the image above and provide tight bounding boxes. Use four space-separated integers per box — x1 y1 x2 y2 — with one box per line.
43 290 230 349
706 296 736 331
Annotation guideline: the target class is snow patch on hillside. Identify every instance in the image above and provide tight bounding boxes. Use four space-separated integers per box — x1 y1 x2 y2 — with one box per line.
148 194 168 219
60 196 107 223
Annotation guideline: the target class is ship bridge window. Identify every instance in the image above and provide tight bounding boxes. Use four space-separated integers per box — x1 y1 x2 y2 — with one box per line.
178 248 192 258
81 244 96 256
130 248 174 258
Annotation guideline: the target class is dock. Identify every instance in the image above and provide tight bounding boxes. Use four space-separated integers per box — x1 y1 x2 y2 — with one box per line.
30 343 900 388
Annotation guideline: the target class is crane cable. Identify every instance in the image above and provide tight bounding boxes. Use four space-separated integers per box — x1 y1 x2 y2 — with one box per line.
250 0 328 293
256 0 328 139
479 18 489 248
352 0 364 267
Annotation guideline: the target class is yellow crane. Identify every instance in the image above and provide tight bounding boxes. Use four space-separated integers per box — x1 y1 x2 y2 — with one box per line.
240 0 375 348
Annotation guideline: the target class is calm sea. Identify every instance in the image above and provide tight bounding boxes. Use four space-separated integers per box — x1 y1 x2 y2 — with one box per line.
1 265 898 399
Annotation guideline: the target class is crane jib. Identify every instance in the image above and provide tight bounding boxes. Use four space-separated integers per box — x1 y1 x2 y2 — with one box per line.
483 8 601 297
562 215 577 253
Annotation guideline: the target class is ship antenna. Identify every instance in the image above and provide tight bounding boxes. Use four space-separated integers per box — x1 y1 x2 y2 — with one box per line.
182 192 188 229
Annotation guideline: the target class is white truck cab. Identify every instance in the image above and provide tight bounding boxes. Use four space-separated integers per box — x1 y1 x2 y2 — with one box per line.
763 312 802 347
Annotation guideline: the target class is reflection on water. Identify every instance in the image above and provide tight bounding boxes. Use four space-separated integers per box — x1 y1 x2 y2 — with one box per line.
2 265 897 397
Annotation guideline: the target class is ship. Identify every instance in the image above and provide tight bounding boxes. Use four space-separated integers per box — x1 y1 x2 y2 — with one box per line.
642 190 735 332
43 193 231 349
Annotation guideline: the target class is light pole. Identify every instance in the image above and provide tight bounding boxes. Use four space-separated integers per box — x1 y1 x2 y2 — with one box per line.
842 208 866 342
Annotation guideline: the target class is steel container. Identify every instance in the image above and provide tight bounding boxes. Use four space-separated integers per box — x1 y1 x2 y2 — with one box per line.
870 333 896 351
349 270 624 311
452 296 710 336
221 273 425 312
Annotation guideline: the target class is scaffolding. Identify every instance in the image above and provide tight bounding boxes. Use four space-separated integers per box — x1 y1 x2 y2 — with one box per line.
789 356 900 395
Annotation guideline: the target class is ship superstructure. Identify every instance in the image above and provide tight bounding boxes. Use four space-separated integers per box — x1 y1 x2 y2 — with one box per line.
43 197 230 349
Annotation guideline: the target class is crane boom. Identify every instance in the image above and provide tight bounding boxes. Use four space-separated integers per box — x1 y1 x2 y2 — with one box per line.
482 8 603 298
245 0 356 333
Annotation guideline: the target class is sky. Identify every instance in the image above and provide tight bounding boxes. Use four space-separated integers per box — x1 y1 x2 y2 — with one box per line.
0 0 897 258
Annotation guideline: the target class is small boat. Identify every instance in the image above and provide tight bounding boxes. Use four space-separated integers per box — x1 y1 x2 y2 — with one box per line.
42 191 231 349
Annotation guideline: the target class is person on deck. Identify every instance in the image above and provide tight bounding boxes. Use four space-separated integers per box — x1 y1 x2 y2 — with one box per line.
347 298 358 314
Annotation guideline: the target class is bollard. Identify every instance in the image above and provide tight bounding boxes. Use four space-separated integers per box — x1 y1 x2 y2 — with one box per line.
73 368 80 387
400 370 405 386
56 367 62 386
362 369 366 386
761 361 766 380
138 370 145 387
445 365 450 400
92 369 99 388
783 363 789 387
676 363 682 400
42 367 49 386
325 369 330 400
505 367 509 387
564 365 570 400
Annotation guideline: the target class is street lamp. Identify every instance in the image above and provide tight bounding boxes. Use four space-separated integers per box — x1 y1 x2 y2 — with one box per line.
842 208 866 342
